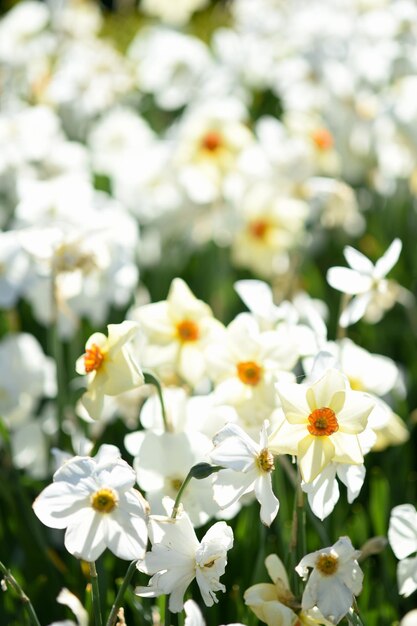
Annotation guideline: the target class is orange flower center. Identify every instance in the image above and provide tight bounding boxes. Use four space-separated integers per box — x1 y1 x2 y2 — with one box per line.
176 320 200 342
315 553 339 576
311 127 334 151
201 130 223 152
237 361 262 386
84 344 105 373
91 488 118 513
257 448 275 473
307 407 339 437
249 220 269 240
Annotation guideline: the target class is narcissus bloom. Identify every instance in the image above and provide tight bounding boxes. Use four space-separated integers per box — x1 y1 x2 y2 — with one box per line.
272 369 374 483
296 537 363 624
136 506 233 612
76 321 144 421
133 278 224 387
33 445 149 561
245 553 332 626
388 504 417 597
326 239 407 327
209 421 279 526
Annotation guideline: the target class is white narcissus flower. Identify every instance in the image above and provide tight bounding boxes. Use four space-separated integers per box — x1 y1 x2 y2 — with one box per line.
132 277 224 387
209 421 279 526
296 537 363 624
184 598 245 626
271 368 374 483
76 321 144 421
326 238 408 327
244 554 332 626
388 504 417 597
33 445 149 562
136 507 233 612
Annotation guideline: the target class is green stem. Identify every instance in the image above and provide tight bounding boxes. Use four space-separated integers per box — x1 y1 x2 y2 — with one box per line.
143 370 170 432
89 561 103 626
346 605 365 626
105 560 137 626
336 293 351 339
289 470 307 596
0 560 41 626
171 469 193 519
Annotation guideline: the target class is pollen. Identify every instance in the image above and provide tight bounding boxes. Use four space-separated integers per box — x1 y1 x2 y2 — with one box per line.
249 219 269 240
315 553 339 576
311 127 334 151
91 488 118 513
201 130 223 152
176 320 200 342
307 407 339 437
236 361 263 386
257 448 275 473
84 344 105 373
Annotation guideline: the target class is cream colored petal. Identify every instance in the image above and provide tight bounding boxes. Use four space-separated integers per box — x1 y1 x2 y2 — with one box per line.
107 321 139 354
276 381 310 424
337 392 374 434
307 369 346 411
332 433 364 464
298 434 335 483
104 348 144 396
265 554 290 589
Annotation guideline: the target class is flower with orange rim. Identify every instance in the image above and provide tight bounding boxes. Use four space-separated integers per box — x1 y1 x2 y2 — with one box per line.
270 368 374 483
76 320 144 421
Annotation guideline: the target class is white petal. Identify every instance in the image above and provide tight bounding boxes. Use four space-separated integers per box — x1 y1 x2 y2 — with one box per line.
307 368 346 411
213 468 255 508
340 293 372 328
234 279 276 320
103 491 148 560
298 435 335 483
64 508 106 561
275 381 310 424
184 599 205 626
33 483 90 529
397 556 417 597
327 267 371 295
389 504 417 559
336 464 365 503
343 246 374 274
374 238 402 279
302 464 339 521
255 473 279 526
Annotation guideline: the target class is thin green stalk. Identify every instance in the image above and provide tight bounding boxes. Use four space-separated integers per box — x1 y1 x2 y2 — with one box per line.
288 470 307 596
346 605 365 626
0 560 41 626
143 370 171 432
336 293 351 339
105 560 138 626
171 470 193 519
89 561 103 626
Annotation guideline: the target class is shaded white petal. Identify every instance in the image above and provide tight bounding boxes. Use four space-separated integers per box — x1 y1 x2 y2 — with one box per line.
398 556 417 597
275 381 310 424
302 464 339 521
332 433 364 465
64 508 106 561
337 392 374 434
389 504 417 559
314 576 353 623
336 464 365 503
307 369 346 411
33 482 90 529
184 599 205 626
213 468 255 508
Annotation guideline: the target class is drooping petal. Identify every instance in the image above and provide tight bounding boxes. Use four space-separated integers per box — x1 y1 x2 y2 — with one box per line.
254 473 279 526
336 464 366 503
213 468 256 509
302 464 339 521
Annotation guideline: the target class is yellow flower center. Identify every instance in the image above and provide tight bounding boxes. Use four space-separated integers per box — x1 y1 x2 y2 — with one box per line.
91 488 118 513
257 448 275 473
249 219 270 240
315 553 339 576
236 361 263 386
170 477 183 492
307 407 339 437
311 127 334 151
176 320 200 342
84 344 105 373
201 130 223 153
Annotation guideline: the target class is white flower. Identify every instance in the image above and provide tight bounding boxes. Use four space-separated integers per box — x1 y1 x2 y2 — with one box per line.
33 444 148 561
400 610 417 626
136 507 233 612
75 321 144 421
209 421 279 526
272 368 374 483
326 239 405 327
184 598 245 626
133 278 224 387
296 537 363 624
388 504 417 597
